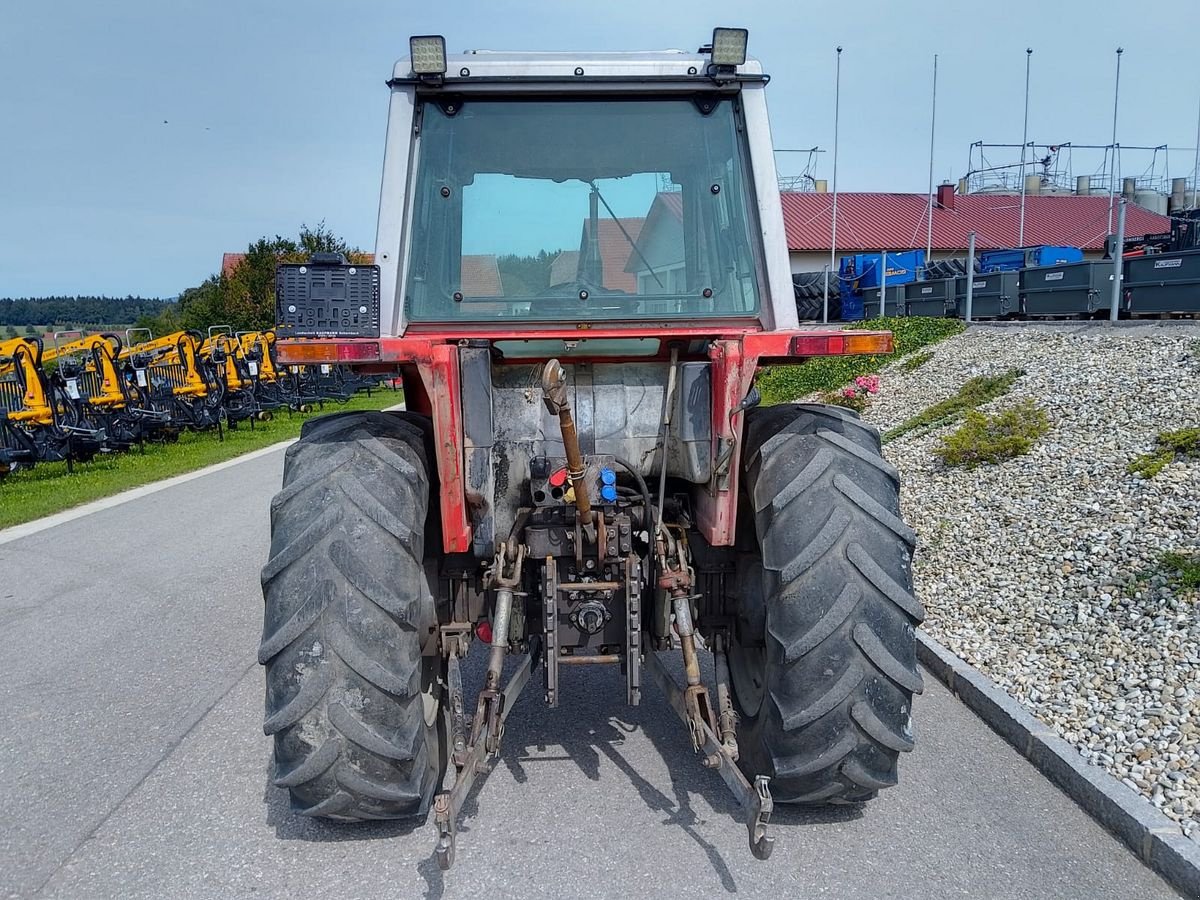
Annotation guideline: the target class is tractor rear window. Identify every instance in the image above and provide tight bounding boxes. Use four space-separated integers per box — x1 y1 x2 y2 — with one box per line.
403 97 764 323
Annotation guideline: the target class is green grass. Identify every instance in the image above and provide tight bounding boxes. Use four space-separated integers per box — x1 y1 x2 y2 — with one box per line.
1160 551 1200 591
1127 427 1200 478
933 400 1049 469
882 369 1024 443
0 388 402 530
757 317 965 405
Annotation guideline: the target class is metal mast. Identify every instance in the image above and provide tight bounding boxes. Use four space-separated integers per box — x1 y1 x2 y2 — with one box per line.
1193 92 1200 210
824 46 842 324
1107 47 1123 234
1018 48 1032 247
925 54 938 261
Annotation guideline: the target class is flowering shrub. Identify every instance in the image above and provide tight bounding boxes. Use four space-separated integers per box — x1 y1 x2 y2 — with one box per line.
854 374 881 394
822 374 880 413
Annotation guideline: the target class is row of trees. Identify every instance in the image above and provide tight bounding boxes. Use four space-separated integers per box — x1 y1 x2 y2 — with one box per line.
0 296 170 327
2 224 368 340
136 222 370 337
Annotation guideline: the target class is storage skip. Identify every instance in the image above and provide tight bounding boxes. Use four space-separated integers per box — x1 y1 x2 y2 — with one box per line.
1123 249 1200 315
953 271 1018 318
1020 261 1112 317
860 284 906 318
903 278 954 317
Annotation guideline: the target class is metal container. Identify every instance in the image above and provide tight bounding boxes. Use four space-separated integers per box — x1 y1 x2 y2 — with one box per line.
953 270 1018 318
1020 261 1112 316
1123 249 1200 314
1135 190 1169 216
839 249 925 291
903 278 955 317
980 245 1082 272
860 284 906 318
839 294 865 322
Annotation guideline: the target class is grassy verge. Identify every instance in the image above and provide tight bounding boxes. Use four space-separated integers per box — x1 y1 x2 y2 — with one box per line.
882 369 1023 444
0 388 402 530
757 317 965 405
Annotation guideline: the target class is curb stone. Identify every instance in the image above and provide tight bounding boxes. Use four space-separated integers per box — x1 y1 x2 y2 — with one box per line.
917 630 1200 899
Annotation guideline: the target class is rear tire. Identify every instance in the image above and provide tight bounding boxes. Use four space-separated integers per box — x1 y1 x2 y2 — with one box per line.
728 403 923 804
259 410 445 820
796 295 842 322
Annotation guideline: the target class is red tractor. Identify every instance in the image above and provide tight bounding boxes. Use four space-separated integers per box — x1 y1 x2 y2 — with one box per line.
261 29 921 867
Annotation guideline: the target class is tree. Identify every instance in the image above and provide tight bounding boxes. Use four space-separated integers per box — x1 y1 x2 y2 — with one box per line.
179 222 369 332
4 325 17 339
178 276 224 332
134 302 184 338
24 324 37 335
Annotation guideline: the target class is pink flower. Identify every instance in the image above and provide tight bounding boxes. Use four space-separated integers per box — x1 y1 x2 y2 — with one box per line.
842 387 857 399
855 374 881 394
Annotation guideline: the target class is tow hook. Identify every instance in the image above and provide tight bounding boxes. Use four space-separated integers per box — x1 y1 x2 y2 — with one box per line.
647 650 775 860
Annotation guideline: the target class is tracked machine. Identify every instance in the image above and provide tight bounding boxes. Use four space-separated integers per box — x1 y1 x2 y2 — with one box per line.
260 30 923 868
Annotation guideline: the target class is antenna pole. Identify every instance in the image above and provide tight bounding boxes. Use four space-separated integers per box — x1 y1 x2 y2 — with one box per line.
825 46 842 324
1192 92 1200 210
925 54 938 261
1018 49 1032 247
1108 48 1124 234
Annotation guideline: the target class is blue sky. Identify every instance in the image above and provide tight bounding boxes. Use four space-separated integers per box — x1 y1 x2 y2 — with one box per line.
2 0 1197 298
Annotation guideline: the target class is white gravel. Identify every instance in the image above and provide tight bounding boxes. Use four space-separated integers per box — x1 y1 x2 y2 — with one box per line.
862 323 1200 837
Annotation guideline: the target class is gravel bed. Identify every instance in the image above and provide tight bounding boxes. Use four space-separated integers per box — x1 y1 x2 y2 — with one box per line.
858 323 1200 836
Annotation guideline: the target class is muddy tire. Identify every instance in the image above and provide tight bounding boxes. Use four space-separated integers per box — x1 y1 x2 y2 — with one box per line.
727 402 923 804
259 410 444 820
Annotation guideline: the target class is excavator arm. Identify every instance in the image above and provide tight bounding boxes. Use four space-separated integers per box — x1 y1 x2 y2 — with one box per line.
41 334 129 409
0 337 53 424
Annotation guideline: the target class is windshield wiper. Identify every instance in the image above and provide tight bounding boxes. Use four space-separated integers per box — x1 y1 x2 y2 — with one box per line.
587 181 664 290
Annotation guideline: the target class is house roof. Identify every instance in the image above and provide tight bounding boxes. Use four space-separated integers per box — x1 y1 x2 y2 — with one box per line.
221 253 245 277
624 192 684 274
780 192 1171 253
549 250 580 286
461 254 502 296
578 218 645 292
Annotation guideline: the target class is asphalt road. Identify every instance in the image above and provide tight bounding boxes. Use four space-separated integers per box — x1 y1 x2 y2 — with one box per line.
0 442 1180 899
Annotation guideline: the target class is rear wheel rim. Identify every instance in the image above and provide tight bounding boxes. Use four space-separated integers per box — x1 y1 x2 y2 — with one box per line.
728 567 767 718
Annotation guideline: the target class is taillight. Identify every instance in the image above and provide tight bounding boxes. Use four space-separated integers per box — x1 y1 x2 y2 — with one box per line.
278 341 380 364
844 332 893 355
787 331 892 357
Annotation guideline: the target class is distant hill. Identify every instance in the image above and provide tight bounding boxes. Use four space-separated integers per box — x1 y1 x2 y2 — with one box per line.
0 296 172 327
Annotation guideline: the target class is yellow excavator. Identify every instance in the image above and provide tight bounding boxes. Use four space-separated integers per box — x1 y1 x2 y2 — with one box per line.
0 336 103 476
234 329 291 414
120 329 225 432
40 332 170 447
196 327 264 425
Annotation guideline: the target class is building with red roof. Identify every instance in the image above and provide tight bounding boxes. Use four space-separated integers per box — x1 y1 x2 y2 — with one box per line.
781 186 1171 273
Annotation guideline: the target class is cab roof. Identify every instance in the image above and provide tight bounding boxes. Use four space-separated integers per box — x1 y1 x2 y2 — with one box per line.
390 50 764 82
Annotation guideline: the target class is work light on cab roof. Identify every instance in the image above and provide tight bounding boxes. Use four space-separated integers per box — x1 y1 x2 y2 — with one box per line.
409 34 447 76
263 28 915 875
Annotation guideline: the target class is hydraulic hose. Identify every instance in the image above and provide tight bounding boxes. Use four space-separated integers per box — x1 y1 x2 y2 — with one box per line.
611 455 654 534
